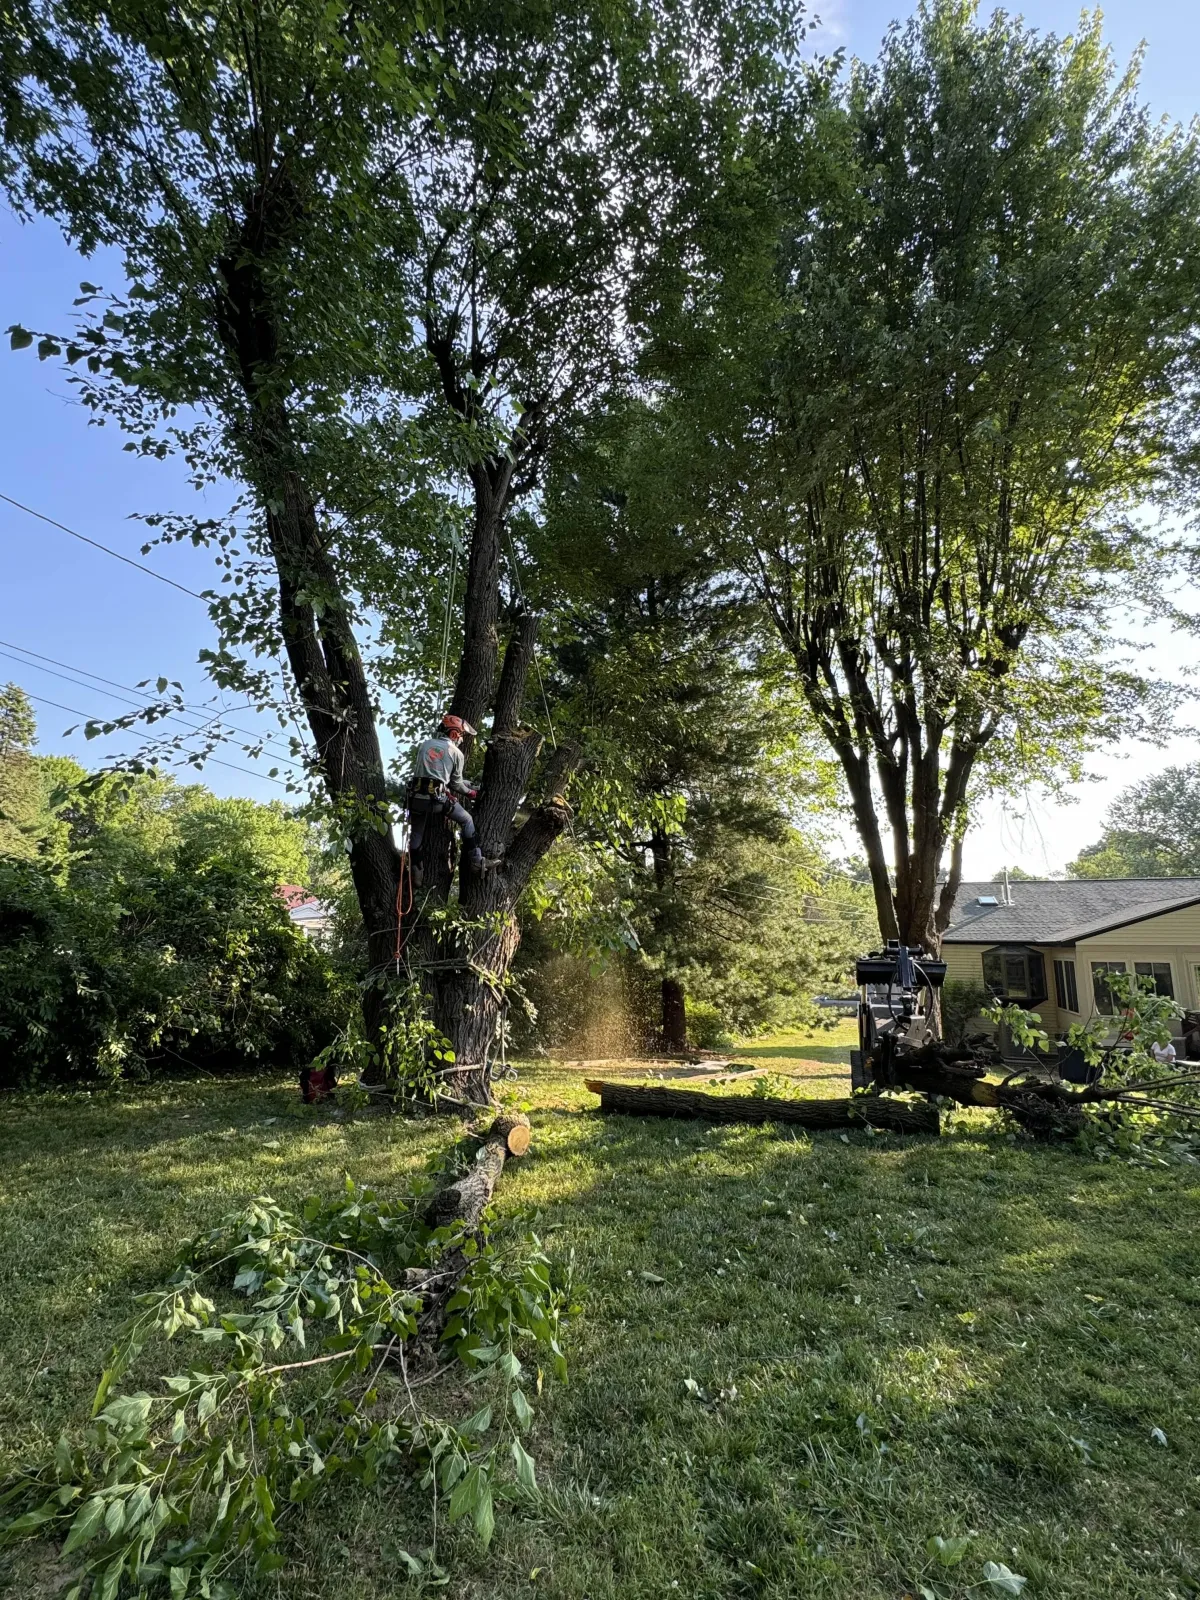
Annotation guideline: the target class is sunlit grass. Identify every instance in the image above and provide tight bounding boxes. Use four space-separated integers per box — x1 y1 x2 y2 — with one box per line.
3 1038 1200 1599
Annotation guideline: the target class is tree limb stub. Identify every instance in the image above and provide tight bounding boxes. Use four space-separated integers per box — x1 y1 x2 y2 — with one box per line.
585 1080 939 1135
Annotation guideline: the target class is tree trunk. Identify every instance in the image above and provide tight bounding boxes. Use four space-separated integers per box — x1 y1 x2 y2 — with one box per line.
399 615 581 1105
214 205 403 1046
661 977 687 1051
586 1078 939 1134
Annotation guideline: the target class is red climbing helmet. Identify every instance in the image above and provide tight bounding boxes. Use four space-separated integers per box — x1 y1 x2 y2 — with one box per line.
439 713 476 738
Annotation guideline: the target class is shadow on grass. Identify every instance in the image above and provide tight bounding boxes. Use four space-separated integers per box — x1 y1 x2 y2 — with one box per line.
424 1108 1200 1600
734 1042 853 1066
5 1079 1200 1600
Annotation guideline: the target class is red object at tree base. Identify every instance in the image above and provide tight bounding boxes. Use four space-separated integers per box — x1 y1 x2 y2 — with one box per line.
300 1065 336 1103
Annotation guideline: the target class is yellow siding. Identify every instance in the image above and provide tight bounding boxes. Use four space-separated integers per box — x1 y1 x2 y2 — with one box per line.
1078 936 1200 1015
1105 902 1200 946
942 946 985 987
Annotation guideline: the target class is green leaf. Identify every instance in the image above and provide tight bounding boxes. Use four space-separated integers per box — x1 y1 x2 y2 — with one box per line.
510 1438 537 1493
511 1387 534 1430
97 1554 125 1600
99 1393 153 1430
37 337 61 360
103 1495 125 1537
169 1566 192 1599
639 1271 666 1284
926 1534 971 1567
473 1484 494 1547
448 1464 483 1524
8 326 33 350
61 1496 106 1556
253 1474 275 1519
460 1405 492 1436
2 1501 60 1538
982 1561 1028 1595
196 1386 218 1423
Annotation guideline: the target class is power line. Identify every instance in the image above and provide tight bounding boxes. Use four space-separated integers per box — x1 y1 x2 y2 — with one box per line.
23 692 298 790
0 637 301 763
0 648 303 775
1 491 208 599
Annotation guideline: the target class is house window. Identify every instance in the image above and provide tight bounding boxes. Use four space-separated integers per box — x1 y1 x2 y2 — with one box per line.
1054 958 1079 1013
982 945 1047 1005
1134 961 1174 999
1090 960 1127 1015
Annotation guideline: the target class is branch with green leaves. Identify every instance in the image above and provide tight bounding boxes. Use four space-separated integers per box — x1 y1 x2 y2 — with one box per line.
0 1166 571 1598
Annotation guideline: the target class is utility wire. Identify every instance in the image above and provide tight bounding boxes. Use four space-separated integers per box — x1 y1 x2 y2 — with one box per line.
24 692 295 789
0 637 301 762
0 648 304 777
0 491 207 599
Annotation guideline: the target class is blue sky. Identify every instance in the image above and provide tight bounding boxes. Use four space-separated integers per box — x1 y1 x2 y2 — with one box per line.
2 0 1197 873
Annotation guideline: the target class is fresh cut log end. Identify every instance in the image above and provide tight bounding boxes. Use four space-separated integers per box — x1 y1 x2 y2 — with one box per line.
491 1111 532 1156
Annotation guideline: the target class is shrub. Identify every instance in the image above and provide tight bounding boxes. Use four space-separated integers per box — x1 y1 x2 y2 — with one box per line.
0 838 351 1089
941 980 993 1045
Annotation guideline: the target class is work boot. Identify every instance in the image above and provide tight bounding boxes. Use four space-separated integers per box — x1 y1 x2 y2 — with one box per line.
411 861 424 887
466 848 484 874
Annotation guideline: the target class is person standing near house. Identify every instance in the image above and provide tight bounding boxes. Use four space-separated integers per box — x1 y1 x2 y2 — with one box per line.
1151 1036 1177 1067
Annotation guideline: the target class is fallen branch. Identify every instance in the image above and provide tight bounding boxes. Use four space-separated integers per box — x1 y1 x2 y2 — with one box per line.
585 1079 938 1135
413 1111 533 1345
874 1048 1200 1140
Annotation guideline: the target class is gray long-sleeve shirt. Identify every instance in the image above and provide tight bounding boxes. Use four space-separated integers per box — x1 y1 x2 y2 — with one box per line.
412 735 470 794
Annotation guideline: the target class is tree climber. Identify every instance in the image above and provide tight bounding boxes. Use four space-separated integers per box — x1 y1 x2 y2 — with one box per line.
405 713 483 882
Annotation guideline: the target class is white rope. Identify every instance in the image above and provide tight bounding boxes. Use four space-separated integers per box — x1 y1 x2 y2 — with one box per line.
436 545 458 704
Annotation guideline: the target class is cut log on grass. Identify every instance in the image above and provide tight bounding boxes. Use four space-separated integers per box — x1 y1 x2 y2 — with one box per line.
407 1112 533 1344
490 1111 532 1157
585 1080 938 1135
425 1112 531 1230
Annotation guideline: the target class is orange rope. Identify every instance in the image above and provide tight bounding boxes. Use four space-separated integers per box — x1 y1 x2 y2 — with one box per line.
394 848 414 966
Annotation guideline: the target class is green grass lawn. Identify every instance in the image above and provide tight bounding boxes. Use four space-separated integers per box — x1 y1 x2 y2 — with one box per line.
3 1028 1200 1599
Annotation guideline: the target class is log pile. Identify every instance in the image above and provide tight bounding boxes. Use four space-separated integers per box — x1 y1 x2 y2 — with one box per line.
585 1079 938 1135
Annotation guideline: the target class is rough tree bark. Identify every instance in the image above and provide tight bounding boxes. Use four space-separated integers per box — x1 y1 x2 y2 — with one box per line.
650 826 687 1050
214 185 403 1036
404 606 581 1104
586 1078 939 1134
660 978 687 1053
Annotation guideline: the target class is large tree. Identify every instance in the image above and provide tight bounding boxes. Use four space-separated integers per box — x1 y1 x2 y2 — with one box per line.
532 405 840 1047
653 0 1200 951
2 0 793 1097
0 682 42 859
1070 764 1200 879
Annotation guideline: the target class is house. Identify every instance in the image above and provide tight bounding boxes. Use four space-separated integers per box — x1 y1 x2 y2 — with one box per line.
277 884 335 944
942 878 1200 1036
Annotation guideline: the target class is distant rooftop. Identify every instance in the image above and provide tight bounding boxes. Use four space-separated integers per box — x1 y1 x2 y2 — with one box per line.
943 878 1200 944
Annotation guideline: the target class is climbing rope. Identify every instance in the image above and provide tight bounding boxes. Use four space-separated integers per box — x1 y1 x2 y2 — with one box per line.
393 820 415 968
436 544 458 705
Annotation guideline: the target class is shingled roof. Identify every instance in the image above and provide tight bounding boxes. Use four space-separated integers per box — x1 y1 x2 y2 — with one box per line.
942 879 1200 944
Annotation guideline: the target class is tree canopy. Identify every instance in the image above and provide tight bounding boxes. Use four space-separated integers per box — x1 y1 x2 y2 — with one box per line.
1070 764 1200 879
644 0 1200 947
